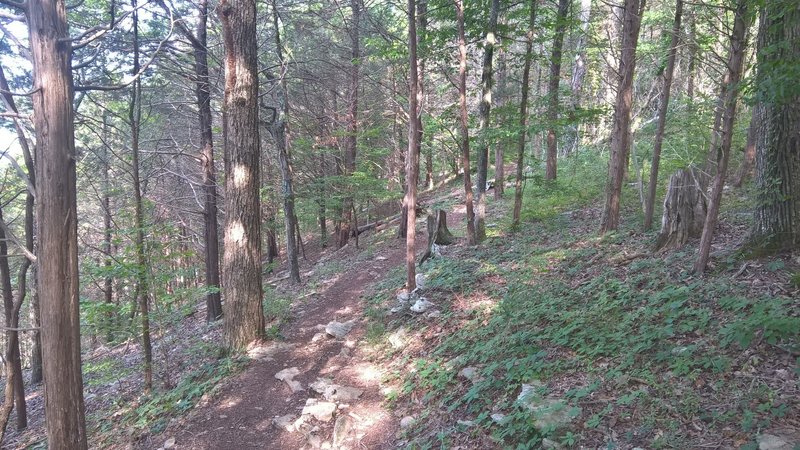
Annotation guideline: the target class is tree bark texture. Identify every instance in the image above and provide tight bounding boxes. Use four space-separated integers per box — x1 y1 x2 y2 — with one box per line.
599 0 646 233
338 0 361 249
474 0 500 242
512 0 537 227
28 0 89 445
732 108 757 188
456 0 476 245
545 0 569 181
220 0 265 350
405 0 420 292
693 0 750 273
195 0 224 321
272 0 301 284
644 0 682 231
129 0 153 391
750 1 800 252
654 166 706 250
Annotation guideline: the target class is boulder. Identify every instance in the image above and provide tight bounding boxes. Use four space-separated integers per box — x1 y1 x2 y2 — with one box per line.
325 321 354 339
302 398 337 422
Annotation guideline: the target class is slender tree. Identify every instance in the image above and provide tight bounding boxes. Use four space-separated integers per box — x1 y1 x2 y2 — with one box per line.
456 0 476 245
544 0 569 181
271 0 301 284
512 0 538 226
220 0 265 349
338 0 361 248
599 0 647 233
405 0 420 291
474 0 500 242
643 0 683 230
693 0 751 273
129 0 153 391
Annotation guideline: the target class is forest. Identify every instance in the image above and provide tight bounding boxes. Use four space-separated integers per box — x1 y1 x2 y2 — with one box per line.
0 0 798 447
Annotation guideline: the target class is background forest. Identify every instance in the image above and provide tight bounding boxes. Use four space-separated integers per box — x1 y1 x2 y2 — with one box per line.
0 0 798 447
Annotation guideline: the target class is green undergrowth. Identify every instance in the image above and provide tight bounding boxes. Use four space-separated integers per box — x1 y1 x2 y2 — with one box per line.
90 347 247 446
365 171 799 449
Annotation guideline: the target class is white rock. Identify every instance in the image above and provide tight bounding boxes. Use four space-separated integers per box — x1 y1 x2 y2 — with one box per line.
375 256 388 261
388 328 407 349
458 367 478 381
410 298 434 313
332 415 351 447
275 367 301 381
396 291 410 302
490 413 508 424
325 321 354 339
426 310 442 319
273 414 296 432
400 416 415 429
311 332 327 343
326 386 363 402
456 420 475 427
415 273 426 290
163 438 176 449
758 434 792 450
302 399 338 422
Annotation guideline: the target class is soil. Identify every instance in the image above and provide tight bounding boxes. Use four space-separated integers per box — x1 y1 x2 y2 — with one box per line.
137 204 443 449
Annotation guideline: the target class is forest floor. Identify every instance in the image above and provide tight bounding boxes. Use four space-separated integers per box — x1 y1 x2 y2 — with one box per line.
3 162 799 450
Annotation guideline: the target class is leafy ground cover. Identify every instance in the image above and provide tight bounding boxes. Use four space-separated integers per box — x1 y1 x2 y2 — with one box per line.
362 167 799 449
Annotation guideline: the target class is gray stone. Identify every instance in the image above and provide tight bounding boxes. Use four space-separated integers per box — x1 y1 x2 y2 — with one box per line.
490 413 508 424
456 420 475 427
327 386 363 402
325 321 354 339
541 438 563 449
396 291 410 302
388 328 407 349
415 273 426 290
530 399 579 430
400 416 416 429
426 310 442 319
758 434 793 450
332 415 352 447
163 438 176 449
275 367 301 381
410 298 434 313
302 399 337 422
458 367 478 381
273 414 297 432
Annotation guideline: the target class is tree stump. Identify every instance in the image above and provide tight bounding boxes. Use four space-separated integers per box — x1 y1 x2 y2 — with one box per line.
655 166 707 251
419 210 454 265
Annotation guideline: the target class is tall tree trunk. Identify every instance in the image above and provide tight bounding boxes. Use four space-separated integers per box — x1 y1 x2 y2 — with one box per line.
456 0 476 245
195 0 224 322
0 207 28 436
28 0 89 444
599 0 647 233
474 0 500 242
750 1 800 253
339 0 361 248
567 0 592 153
643 0 683 231
693 0 751 273
732 107 758 188
419 0 431 191
405 0 420 292
512 0 538 227
129 0 153 392
101 114 115 340
686 8 696 102
0 62 33 426
272 0 301 284
545 0 569 181
494 50 506 199
220 0 265 349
